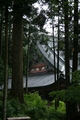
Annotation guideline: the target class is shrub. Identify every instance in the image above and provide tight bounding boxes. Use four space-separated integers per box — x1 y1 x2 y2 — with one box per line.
47 100 66 120
0 91 65 120
24 92 48 120
7 98 26 117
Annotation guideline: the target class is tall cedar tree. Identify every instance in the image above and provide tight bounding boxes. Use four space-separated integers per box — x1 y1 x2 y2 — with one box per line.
72 0 78 71
3 3 8 120
11 1 24 102
0 6 3 58
64 1 71 120
11 0 38 102
71 1 78 120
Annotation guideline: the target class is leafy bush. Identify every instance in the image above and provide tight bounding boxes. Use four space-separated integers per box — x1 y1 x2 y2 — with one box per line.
0 91 65 120
48 109 65 120
24 92 48 120
47 100 66 120
24 92 65 120
51 100 66 114
49 71 80 104
7 98 26 117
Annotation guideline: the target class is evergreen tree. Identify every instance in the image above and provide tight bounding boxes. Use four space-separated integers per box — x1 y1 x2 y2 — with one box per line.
72 0 78 71
10 0 24 102
10 0 39 102
3 3 8 120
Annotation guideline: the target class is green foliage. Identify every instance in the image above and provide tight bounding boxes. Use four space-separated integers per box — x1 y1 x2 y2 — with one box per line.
5 92 48 119
49 90 66 102
47 100 65 120
59 40 65 51
24 92 48 120
0 92 65 120
65 84 80 103
0 58 12 86
0 92 3 118
23 47 27 75
48 109 65 120
8 67 12 77
50 70 80 104
24 92 47 106
51 100 66 114
0 59 4 86
7 98 26 117
50 84 80 104
71 70 80 83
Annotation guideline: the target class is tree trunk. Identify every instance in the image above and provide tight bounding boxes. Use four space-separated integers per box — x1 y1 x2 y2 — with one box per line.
3 4 8 120
57 5 60 90
11 2 24 103
72 0 78 72
71 1 78 120
64 1 71 120
52 23 57 109
26 45 29 93
0 6 3 58
64 1 70 88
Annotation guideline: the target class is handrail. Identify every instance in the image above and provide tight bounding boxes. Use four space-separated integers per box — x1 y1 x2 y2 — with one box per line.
7 117 31 120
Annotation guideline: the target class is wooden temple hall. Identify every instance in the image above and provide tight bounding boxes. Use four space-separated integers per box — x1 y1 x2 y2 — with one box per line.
5 62 65 100
0 41 66 100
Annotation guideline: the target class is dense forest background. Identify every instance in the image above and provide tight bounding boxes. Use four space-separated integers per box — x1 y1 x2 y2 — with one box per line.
0 0 80 120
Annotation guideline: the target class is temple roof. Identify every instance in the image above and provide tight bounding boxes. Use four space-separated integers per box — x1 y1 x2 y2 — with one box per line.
7 73 54 89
